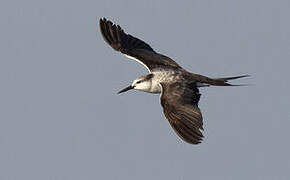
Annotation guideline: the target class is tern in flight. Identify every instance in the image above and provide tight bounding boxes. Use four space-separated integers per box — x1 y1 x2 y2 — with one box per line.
99 18 249 144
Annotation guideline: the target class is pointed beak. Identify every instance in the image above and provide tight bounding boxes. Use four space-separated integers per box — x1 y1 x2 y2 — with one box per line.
118 85 134 94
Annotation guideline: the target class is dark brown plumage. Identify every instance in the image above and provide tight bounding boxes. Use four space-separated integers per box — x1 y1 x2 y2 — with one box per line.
160 82 203 144
99 18 181 71
99 18 249 145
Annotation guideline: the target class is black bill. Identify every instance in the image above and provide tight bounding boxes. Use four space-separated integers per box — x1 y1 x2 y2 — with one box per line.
118 85 134 94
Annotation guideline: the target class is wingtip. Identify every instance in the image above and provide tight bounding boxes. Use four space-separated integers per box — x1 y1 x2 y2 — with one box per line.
99 17 115 46
99 17 106 21
99 18 109 28
99 17 103 24
99 18 107 27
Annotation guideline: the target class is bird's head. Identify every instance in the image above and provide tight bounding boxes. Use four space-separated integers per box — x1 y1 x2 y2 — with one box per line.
118 74 153 94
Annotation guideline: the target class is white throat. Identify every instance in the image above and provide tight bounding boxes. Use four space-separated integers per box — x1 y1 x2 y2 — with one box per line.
134 70 176 94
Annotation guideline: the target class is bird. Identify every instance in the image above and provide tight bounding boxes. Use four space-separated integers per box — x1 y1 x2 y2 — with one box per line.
99 18 249 144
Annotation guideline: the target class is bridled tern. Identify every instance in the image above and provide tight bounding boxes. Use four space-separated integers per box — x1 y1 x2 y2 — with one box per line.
99 18 249 144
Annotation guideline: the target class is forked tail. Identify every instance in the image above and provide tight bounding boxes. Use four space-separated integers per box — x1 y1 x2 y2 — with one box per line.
208 75 250 86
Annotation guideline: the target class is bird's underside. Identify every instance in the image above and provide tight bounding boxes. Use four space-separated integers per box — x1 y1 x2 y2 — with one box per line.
99 18 249 144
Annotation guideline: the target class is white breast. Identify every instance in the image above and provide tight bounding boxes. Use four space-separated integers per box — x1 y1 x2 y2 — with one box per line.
150 70 177 93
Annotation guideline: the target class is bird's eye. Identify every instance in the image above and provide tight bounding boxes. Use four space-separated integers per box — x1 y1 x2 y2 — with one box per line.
136 81 141 84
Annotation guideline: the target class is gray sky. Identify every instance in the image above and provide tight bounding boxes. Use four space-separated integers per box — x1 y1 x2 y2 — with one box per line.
1 0 290 179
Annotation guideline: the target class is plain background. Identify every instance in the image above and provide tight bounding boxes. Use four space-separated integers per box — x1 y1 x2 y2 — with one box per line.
1 0 290 179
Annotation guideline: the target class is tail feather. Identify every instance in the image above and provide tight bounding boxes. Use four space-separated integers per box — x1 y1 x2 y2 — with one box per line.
213 75 250 81
208 74 250 86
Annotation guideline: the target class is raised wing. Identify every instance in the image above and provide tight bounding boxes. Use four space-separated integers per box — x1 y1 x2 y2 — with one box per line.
99 18 181 72
160 82 204 144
